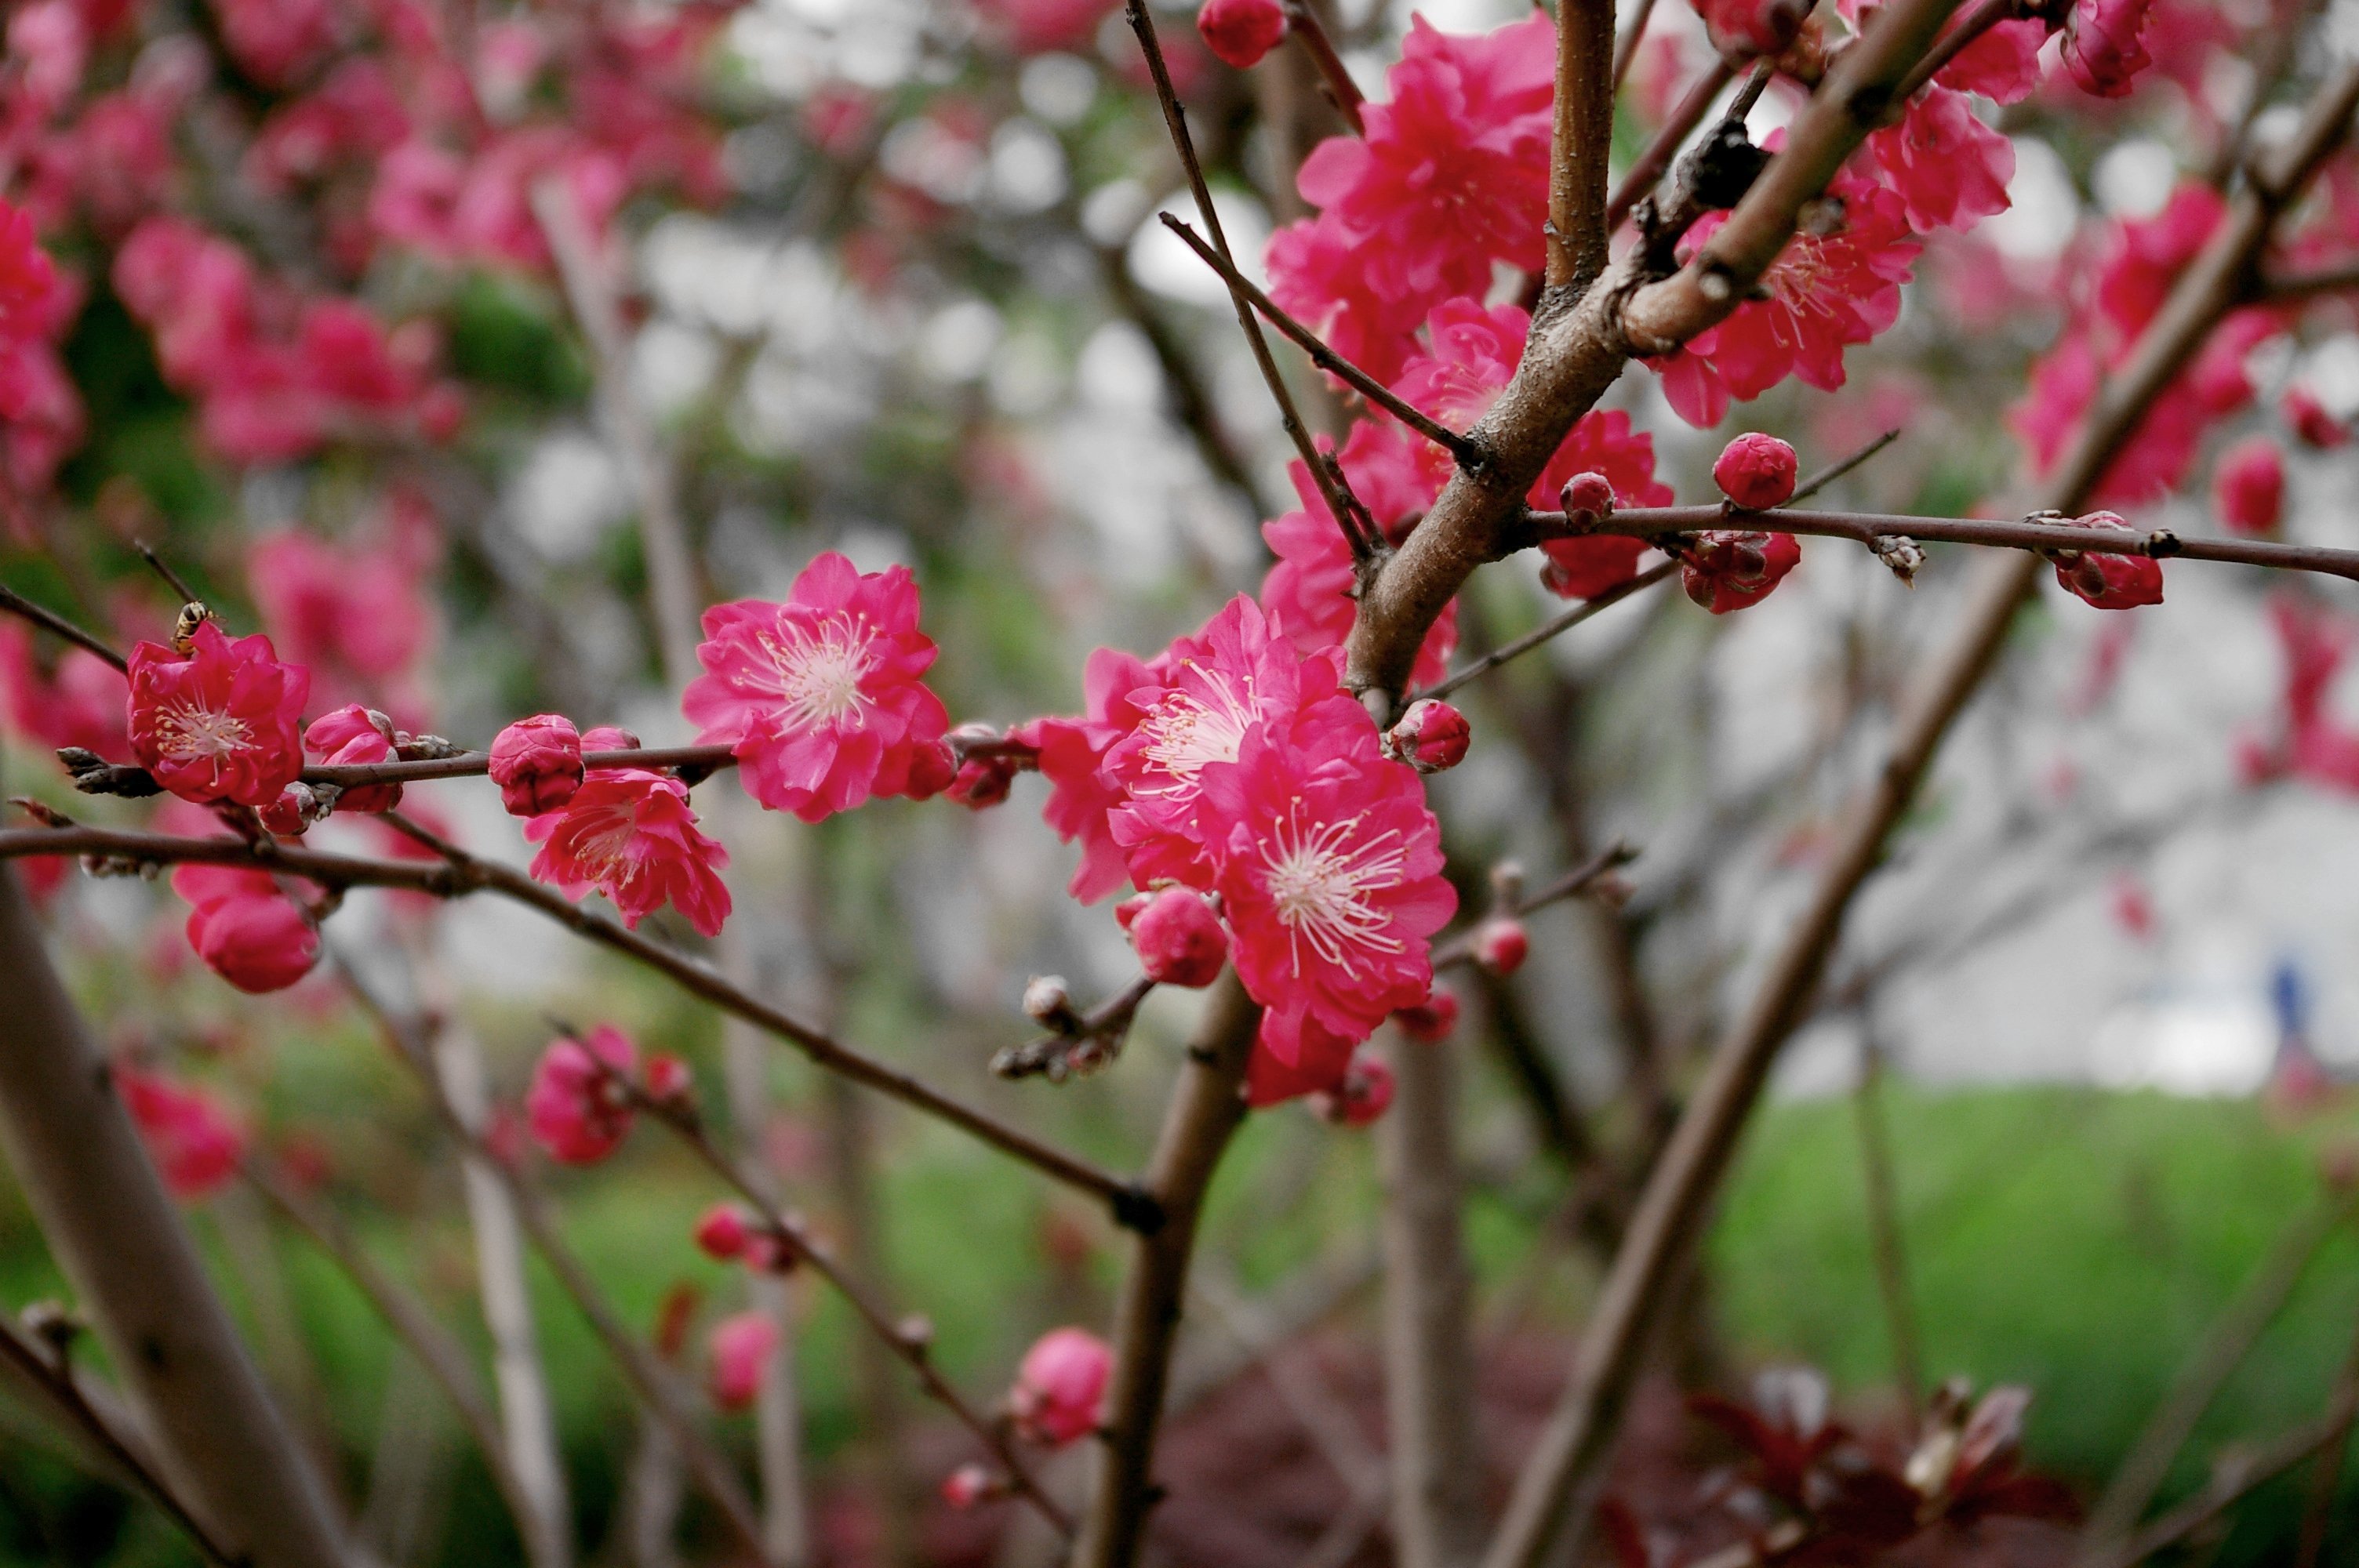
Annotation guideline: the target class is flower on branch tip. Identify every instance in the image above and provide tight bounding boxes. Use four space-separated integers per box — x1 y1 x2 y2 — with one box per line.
171 863 321 993
1681 531 1803 615
1128 887 1228 988
127 619 310 808
2063 0 2154 98
1009 1327 1112 1446
1394 987 1459 1042
525 1025 638 1166
523 767 732 935
1472 916 1528 976
1714 433 1798 511
1198 0 1285 68
2048 512 2164 611
1384 699 1470 774
708 1310 780 1412
684 552 951 823
118 1065 245 1202
693 1202 751 1261
258 783 323 837
304 703 402 813
489 713 585 817
941 1464 998 1511
1859 85 2013 237
2213 437 2284 537
1310 1045 1395 1127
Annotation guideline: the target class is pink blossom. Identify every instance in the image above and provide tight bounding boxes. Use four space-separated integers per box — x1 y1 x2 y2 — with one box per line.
2063 0 2154 98
1309 1047 1395 1127
118 1065 245 1201
304 704 402 814
1839 0 2048 103
213 0 336 88
524 768 733 936
1652 167 1920 426
1394 988 1461 1042
0 621 127 760
972 0 1115 55
1861 86 2012 235
1691 0 1812 56
1259 439 1461 685
2051 512 2163 610
1129 887 1228 988
1009 1327 1111 1446
1016 699 1136 902
490 713 586 817
708 1311 780 1411
1714 433 1798 510
170 864 321 994
685 552 951 822
1384 699 1470 774
1245 1012 1361 1106
1202 718 1456 1067
1198 0 1285 67
2213 437 2284 536
127 620 310 808
1681 530 1803 614
525 1025 638 1165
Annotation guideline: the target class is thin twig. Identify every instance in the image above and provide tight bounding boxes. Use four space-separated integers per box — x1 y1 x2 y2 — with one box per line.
1415 564 1678 704
1604 58 1737 233
1430 842 1639 968
2095 1399 2359 1568
2259 259 2359 303
1281 0 1364 133
1158 216 1478 461
1852 1029 1922 1419
0 584 129 672
131 541 202 608
1610 0 1660 92
1788 429 1901 504
1124 0 1379 561
2294 1299 2359 1568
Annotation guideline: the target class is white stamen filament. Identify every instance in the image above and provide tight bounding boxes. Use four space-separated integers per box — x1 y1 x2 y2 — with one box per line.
1260 801 1408 978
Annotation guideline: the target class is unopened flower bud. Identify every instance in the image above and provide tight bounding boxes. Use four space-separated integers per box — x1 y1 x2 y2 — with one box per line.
1385 699 1470 773
1681 529 1803 614
707 1312 779 1411
1713 432 1798 510
903 740 958 801
2049 512 2163 610
2213 437 2284 537
947 756 1017 808
644 1052 692 1102
1129 887 1229 987
1394 989 1461 1043
2288 387 2350 449
1009 1327 1112 1446
694 1203 750 1261
580 724 642 752
1113 891 1153 931
941 1463 996 1511
1197 0 1286 67
259 783 318 837
1473 916 1530 977
489 714 585 818
1023 975 1073 1025
1558 470 1616 528
1310 1047 1396 1127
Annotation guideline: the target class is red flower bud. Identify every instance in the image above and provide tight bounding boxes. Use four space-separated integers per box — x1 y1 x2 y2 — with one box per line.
525 1025 638 1165
489 714 586 817
1310 1047 1395 1127
1473 916 1529 977
1560 470 1617 526
2213 437 2284 537
171 864 320 993
1113 891 1153 931
2062 0 2154 98
1713 432 1798 510
1394 988 1461 1042
941 1464 995 1511
644 1052 692 1102
708 1310 779 1410
947 755 1017 808
2051 512 2163 610
258 783 318 837
1681 530 1802 614
694 1203 750 1261
1384 699 1470 774
1009 1327 1112 1446
1197 0 1285 68
903 739 958 800
1129 887 1229 988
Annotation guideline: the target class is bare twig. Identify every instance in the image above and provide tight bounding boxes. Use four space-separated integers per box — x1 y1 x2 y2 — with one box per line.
1281 0 1364 133
1430 842 1639 968
1610 0 1660 92
1852 1030 1922 1418
0 583 129 672
131 541 203 608
1604 58 1737 234
2294 1301 2359 1568
1414 562 1678 704
1788 429 1901 504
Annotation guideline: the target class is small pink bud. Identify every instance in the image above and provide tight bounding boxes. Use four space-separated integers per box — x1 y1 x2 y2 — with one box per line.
1384 699 1470 774
1310 1047 1395 1127
1197 0 1285 68
258 783 317 837
1009 1327 1112 1446
1559 470 1616 526
2213 437 2284 536
524 1025 638 1165
1394 989 1461 1042
1681 530 1802 614
2052 512 2163 610
904 739 958 801
580 724 642 751
694 1203 750 1261
707 1310 780 1410
1473 917 1529 977
2288 387 2350 449
941 1463 995 1511
1713 433 1798 510
489 714 585 818
947 756 1016 808
1129 888 1228 988
644 1052 692 1102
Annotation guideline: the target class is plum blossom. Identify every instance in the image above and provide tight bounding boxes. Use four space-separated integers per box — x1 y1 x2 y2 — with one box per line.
1473 916 1531 975
170 864 321 993
304 704 402 814
708 1311 780 1410
525 1025 638 1165
0 621 126 760
127 619 310 808
1198 0 1285 67
685 552 951 823
1009 1327 1111 1446
2214 437 2284 536
491 714 586 816
1681 531 1803 614
118 1066 245 1201
2049 512 2164 610
1259 440 1461 685
1128 887 1228 987
2063 0 2154 98
1714 433 1798 510
524 764 732 935
1385 699 1470 774
1860 86 2012 235
1394 988 1461 1042
694 1203 751 1261
1691 0 1812 57
1309 1047 1395 1127
1203 718 1456 1079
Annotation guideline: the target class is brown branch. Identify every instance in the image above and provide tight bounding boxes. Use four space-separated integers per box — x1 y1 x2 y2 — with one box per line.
1524 503 2359 582
130 541 203 608
616 1075 1077 1537
2077 1190 2357 1556
1157 216 1479 461
0 583 129 672
1548 0 1619 289
0 1309 237 1566
1788 428 1900 504
2260 258 2359 303
1430 841 1638 968
1097 241 1270 509
1891 0 2033 103
1604 58 1737 234
2092 1396 2359 1568
1281 0 1364 133
1414 562 1678 703
307 743 737 790
1476 55 2359 1568
1610 0 1660 92
1073 971 1263 1568
0 820 1149 1220
2295 1300 2359 1568
1125 0 1379 561
0 866 352 1568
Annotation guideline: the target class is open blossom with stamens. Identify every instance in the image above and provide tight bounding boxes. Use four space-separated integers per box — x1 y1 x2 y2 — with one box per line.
1101 596 1350 889
1203 720 1456 1080
524 767 732 935
684 552 951 823
118 1065 245 1201
126 619 310 808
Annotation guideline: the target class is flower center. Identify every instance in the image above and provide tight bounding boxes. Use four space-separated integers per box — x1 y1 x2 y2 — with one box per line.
154 701 253 761
754 614 877 732
1138 665 1261 794
574 807 643 890
1260 803 1408 977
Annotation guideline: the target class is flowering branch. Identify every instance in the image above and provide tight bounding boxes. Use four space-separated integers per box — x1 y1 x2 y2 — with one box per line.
605 1072 1078 1537
2259 257 2359 302
1430 841 1637 968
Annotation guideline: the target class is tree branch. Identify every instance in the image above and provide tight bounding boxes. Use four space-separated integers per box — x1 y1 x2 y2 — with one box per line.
1548 0 1619 290
1413 563 1677 704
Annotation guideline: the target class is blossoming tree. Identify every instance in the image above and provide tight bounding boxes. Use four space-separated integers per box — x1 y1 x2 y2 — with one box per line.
2 0 2358 1563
